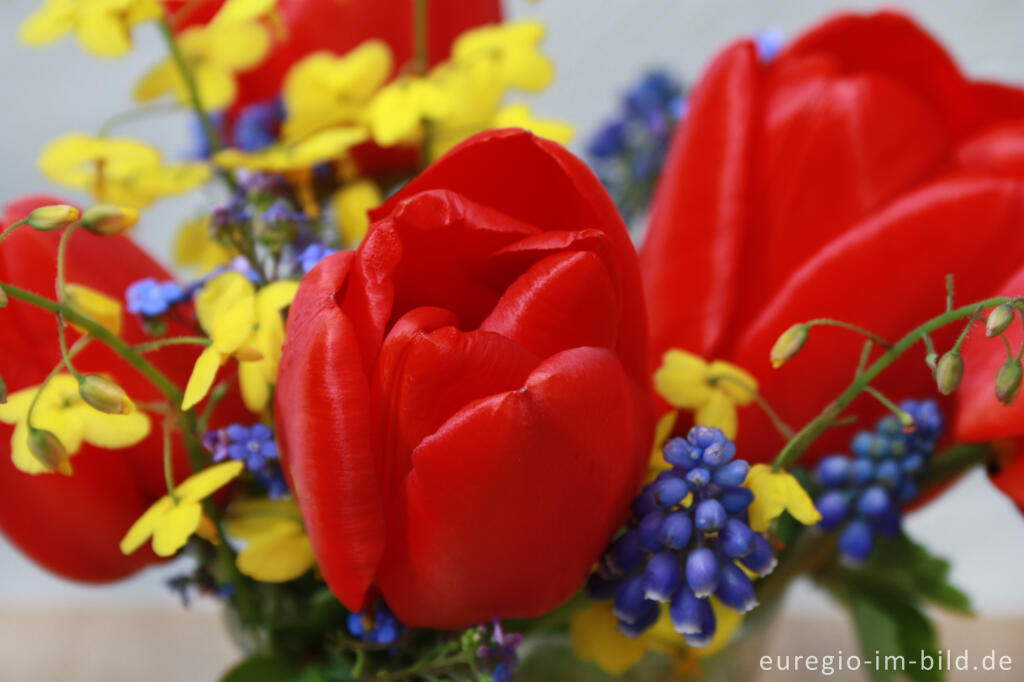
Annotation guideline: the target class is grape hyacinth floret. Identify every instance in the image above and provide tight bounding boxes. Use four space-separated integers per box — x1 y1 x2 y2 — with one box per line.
125 277 186 317
347 602 404 646
815 399 944 564
588 426 776 647
587 69 685 226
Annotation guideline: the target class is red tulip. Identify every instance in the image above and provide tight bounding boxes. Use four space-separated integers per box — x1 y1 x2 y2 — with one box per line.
641 11 1024 474
0 196 219 581
276 129 653 627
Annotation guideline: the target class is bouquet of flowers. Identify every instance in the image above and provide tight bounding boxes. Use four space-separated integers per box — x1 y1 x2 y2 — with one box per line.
2 2 1023 680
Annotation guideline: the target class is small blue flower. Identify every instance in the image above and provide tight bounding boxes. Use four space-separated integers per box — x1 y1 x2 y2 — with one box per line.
233 98 285 152
476 619 522 682
347 603 405 646
205 423 277 472
298 243 338 274
126 278 186 317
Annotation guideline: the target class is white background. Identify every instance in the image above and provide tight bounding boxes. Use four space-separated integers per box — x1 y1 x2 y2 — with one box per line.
0 0 1023 617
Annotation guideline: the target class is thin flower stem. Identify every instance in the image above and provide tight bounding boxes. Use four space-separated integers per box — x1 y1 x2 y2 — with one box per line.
854 340 873 377
163 419 180 503
413 0 430 75
55 317 83 380
26 337 90 429
1017 309 1024 362
1000 333 1014 362
0 219 28 247
864 386 913 427
805 318 893 349
98 102 181 137
708 373 795 440
951 305 983 354
133 336 211 353
946 273 955 312
773 297 1016 471
922 331 938 370
55 223 77 300
155 19 237 191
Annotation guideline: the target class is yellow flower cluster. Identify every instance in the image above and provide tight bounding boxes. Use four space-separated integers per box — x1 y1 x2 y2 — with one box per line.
39 135 210 209
19 0 162 57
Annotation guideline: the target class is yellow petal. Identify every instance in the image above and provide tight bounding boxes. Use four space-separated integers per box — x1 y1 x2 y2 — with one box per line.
19 3 74 46
64 284 123 336
744 464 821 532
493 104 573 144
193 64 238 111
694 390 738 439
134 60 178 102
182 346 225 410
236 521 315 582
120 495 175 554
174 217 236 272
152 500 203 556
176 460 245 502
211 0 275 25
225 498 302 539
195 272 256 335
653 349 712 409
201 22 270 71
239 357 270 413
211 297 256 354
708 360 758 406
569 603 648 675
77 405 151 448
77 11 132 57
648 410 679 476
333 180 381 247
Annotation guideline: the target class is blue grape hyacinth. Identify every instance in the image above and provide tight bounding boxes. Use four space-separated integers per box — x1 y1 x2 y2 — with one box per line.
815 399 944 564
587 69 685 226
347 603 404 646
588 426 776 647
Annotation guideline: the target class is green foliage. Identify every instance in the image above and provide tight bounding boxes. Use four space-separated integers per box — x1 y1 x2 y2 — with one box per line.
820 534 972 682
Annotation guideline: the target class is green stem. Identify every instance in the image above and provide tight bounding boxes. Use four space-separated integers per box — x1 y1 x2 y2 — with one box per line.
155 19 237 191
162 419 180 503
805 318 893 349
709 373 794 440
413 0 430 75
55 317 83 380
98 102 180 137
773 297 1015 471
946 274 955 312
133 336 211 353
864 386 913 427
0 219 28 247
26 336 91 429
951 306 983 354
854 340 873 377
55 223 77 299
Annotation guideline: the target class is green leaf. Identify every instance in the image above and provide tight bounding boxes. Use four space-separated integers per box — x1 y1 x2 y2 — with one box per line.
220 655 296 682
860 535 972 615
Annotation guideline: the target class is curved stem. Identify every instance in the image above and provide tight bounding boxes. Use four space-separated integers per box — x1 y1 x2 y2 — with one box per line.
709 373 794 440
0 219 28 247
773 297 1015 471
133 336 211 353
162 419 180 503
26 337 91 429
99 102 181 137
55 223 78 300
864 386 913 427
805 318 893 349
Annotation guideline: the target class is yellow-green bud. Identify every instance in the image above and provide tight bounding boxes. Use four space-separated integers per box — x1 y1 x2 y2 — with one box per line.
79 374 135 415
935 351 964 395
770 324 809 368
986 303 1016 338
995 360 1023 406
26 204 80 231
27 428 71 476
80 204 139 236
0 286 7 308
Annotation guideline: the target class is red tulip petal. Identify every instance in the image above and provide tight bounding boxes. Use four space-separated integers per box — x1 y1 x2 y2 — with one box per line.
783 11 976 137
729 176 1024 463
640 42 760 360
276 251 385 611
376 347 642 627
372 308 540 501
955 265 1024 443
954 121 1024 179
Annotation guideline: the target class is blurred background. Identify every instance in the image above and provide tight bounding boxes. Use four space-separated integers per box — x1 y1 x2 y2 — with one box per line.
1 0 1024 679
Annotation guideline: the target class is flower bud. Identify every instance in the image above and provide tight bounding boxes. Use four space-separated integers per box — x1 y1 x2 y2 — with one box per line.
80 204 138 236
27 428 71 476
770 324 808 368
234 346 264 362
0 286 7 308
79 374 135 414
986 303 1016 337
934 351 963 395
27 204 79 230
995 360 1023 406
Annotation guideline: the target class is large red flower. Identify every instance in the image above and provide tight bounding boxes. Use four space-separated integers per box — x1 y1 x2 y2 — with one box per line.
641 12 1024 479
0 196 220 581
275 129 653 627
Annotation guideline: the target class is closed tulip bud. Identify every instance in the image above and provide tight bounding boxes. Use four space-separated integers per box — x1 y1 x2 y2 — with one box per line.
27 428 71 476
934 351 963 395
995 360 1023 406
769 324 808 368
80 204 138 236
79 375 135 414
27 204 80 230
986 303 1016 337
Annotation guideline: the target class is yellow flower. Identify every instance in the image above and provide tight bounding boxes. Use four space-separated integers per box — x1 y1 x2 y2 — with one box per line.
451 20 554 92
225 499 316 582
569 600 743 676
39 134 209 209
174 217 237 274
120 461 244 557
333 180 381 247
493 104 573 145
19 0 161 57
213 127 368 173
134 19 270 111
744 464 821 532
183 273 298 412
653 349 758 439
0 374 150 475
366 76 447 147
282 42 393 142
64 284 123 336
